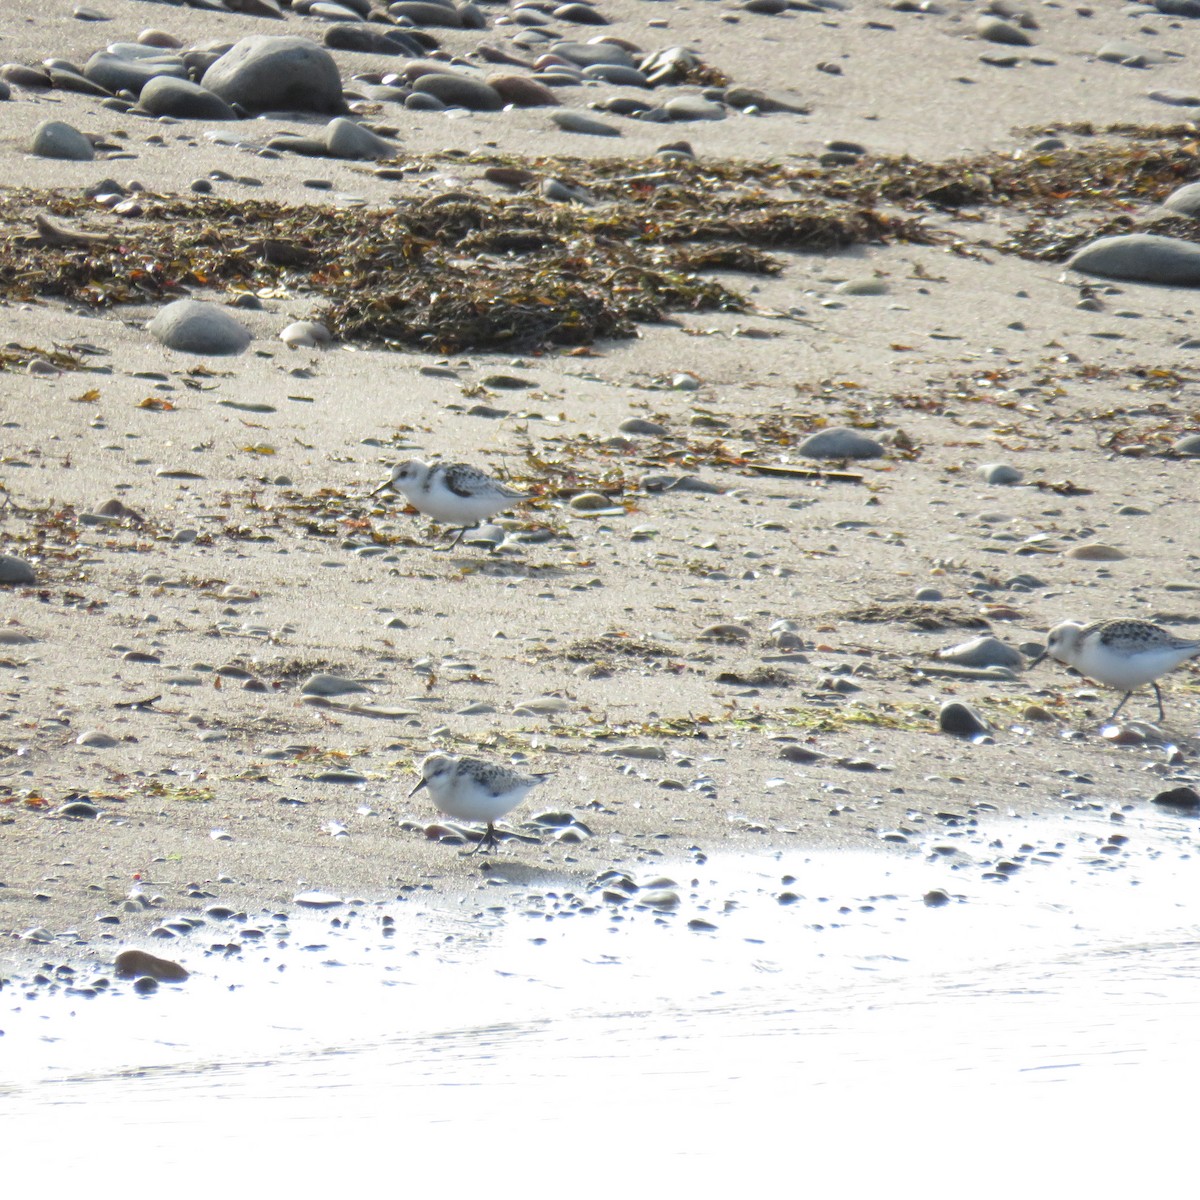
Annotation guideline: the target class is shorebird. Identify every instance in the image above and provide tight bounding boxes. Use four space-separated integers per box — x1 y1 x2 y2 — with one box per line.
410 751 551 853
1029 618 1200 722
372 459 529 549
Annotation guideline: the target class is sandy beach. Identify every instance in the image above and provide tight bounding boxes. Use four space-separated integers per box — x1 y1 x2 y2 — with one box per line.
3 0 1200 983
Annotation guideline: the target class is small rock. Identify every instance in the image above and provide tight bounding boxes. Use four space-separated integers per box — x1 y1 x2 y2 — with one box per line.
0 554 35 585
1065 544 1126 561
937 635 1025 669
29 120 95 161
76 730 120 748
938 701 990 738
1152 786 1200 811
114 948 189 982
1067 234 1200 287
797 427 885 459
280 320 332 348
977 462 1022 485
300 672 371 696
550 109 622 136
148 299 252 355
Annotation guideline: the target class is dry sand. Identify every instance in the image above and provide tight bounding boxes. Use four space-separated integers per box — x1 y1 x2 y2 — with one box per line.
3 0 1200 973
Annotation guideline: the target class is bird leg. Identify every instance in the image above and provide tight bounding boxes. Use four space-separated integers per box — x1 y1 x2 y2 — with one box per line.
1153 682 1166 722
434 524 470 552
1107 690 1134 722
464 821 498 855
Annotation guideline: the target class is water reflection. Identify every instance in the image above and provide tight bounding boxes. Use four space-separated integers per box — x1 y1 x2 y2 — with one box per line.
4 807 1199 1185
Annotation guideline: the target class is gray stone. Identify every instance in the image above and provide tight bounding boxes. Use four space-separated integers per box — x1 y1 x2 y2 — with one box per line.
550 109 621 135
300 672 370 696
1154 0 1200 16
202 35 345 115
0 554 35 585
582 63 649 87
323 116 397 159
550 40 635 68
937 635 1026 669
664 95 726 121
977 462 1023 485
47 65 112 97
411 71 503 110
84 49 186 95
555 2 608 22
487 73 560 106
797 427 885 459
405 91 444 111
1067 233 1200 287
938 701 991 738
148 299 253 355
724 84 809 114
29 120 94 161
1162 182 1200 218
1172 434 1200 456
388 0 463 25
139 76 237 119
324 23 423 55
1148 88 1200 106
1097 39 1167 65
976 15 1033 44
280 320 332 348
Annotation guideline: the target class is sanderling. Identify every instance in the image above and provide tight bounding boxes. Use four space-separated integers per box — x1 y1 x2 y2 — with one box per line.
372 459 529 549
410 751 551 852
1030 618 1200 721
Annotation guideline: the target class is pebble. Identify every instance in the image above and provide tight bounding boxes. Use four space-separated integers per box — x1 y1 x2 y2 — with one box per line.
1172 434 1200 456
114 948 188 981
413 71 504 111
938 701 991 738
937 635 1025 669
1161 182 1200 219
1067 234 1200 287
619 417 669 436
148 299 253 355
76 730 120 748
1148 89 1200 107
57 799 100 818
550 109 622 136
664 95 726 122
1097 39 1167 66
202 35 346 115
976 15 1033 44
1152 786 1200 811
977 462 1022 485
300 672 371 696
139 76 237 120
725 84 808 114
29 119 95 161
1064 544 1126 561
280 320 332 348
835 278 888 296
0 554 35 584
797 427 885 459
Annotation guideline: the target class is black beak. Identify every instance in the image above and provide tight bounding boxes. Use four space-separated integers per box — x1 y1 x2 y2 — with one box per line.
1027 647 1048 669
370 477 393 497
409 777 427 797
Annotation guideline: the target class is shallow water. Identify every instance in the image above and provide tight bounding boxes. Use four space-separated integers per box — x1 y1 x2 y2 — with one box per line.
5 806 1199 1188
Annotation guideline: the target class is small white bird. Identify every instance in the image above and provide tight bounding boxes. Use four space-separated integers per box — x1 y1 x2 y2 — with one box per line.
410 751 551 852
1030 618 1200 722
372 459 530 549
